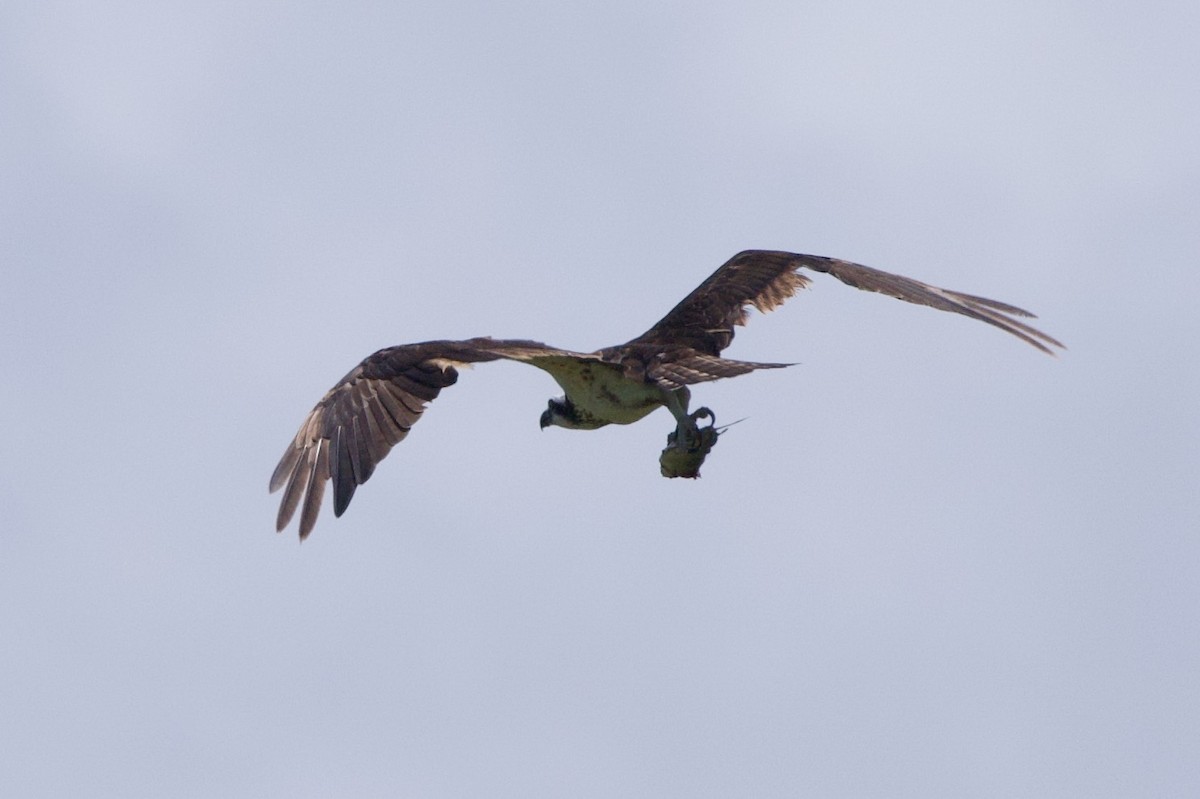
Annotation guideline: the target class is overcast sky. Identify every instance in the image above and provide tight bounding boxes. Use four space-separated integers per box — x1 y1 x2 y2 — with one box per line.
3 1 1198 796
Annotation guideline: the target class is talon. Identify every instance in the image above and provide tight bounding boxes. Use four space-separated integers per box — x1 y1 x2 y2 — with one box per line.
673 419 700 450
689 407 715 427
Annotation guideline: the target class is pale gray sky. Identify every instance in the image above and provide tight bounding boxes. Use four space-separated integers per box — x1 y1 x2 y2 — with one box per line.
3 1 1198 796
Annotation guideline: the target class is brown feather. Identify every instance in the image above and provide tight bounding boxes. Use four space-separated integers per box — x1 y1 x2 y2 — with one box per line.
628 250 1062 357
627 251 812 355
269 338 592 538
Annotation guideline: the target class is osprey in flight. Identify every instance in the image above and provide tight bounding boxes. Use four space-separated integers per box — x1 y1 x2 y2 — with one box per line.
271 250 1062 539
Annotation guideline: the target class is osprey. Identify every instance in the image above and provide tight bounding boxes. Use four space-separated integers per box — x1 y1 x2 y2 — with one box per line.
271 250 1062 539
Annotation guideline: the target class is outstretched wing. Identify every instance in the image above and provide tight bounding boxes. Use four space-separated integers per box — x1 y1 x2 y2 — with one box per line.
269 337 587 540
627 250 1064 356
627 251 811 355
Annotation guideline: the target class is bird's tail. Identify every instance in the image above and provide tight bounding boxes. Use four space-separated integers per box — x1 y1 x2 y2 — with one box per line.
650 353 792 388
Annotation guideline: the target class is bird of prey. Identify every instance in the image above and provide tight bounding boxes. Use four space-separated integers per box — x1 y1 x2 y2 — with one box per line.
271 250 1062 539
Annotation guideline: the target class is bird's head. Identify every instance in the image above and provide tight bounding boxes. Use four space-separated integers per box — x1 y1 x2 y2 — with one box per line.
540 396 609 430
540 397 568 430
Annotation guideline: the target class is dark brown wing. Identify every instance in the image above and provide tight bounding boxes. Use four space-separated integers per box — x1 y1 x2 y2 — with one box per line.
627 250 1064 356
269 337 583 540
627 251 811 355
791 253 1065 354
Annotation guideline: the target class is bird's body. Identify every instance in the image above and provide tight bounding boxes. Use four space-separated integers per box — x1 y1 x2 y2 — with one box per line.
533 357 675 428
271 250 1063 539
